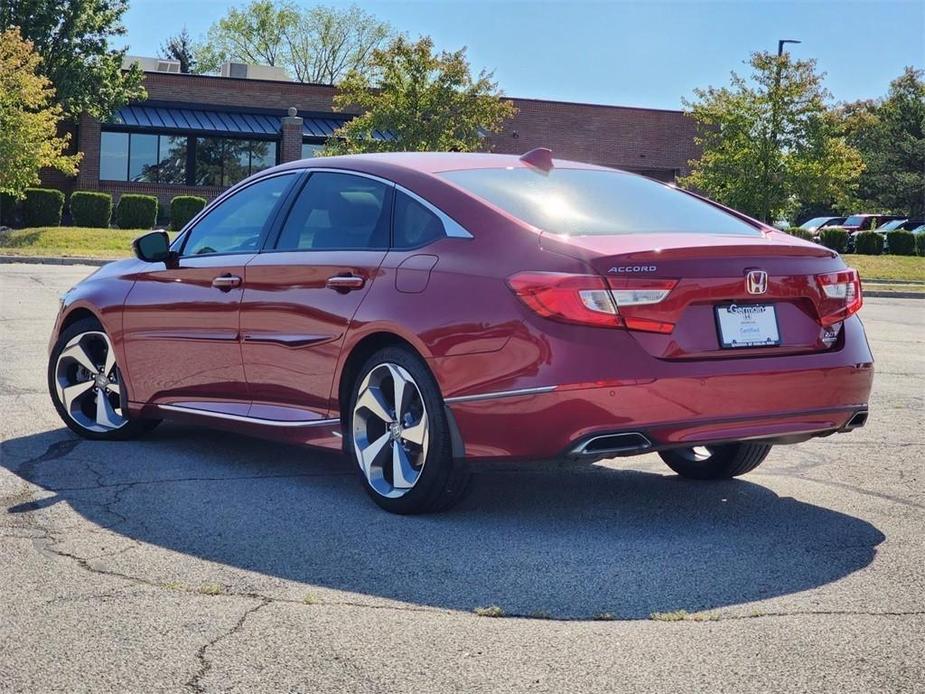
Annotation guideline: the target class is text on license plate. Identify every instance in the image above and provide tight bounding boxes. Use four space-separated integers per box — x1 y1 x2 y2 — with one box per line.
715 304 780 348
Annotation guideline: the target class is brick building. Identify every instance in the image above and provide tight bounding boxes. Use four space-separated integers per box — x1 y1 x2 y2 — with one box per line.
54 69 699 213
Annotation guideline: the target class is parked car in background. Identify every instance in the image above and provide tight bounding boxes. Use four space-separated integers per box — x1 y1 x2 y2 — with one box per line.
876 219 923 252
800 216 846 232
842 214 904 233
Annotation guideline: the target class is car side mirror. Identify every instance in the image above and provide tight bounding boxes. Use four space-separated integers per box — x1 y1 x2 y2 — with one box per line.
132 230 173 264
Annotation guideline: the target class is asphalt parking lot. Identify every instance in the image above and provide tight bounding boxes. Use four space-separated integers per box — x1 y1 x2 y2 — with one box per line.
1 262 923 693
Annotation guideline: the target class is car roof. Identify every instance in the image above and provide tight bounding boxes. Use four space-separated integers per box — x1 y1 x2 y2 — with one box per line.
272 151 609 176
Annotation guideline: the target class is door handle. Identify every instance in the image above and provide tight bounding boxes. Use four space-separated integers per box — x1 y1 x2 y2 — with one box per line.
325 274 366 291
212 274 242 290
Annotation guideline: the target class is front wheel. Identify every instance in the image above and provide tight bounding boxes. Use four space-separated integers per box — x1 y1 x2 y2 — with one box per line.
659 442 772 480
48 317 159 440
347 346 469 514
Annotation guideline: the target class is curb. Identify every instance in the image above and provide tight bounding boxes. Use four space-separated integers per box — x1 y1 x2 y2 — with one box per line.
0 255 111 267
865 290 925 299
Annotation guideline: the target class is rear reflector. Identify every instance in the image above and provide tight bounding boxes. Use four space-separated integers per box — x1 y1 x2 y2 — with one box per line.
507 272 677 332
815 269 863 327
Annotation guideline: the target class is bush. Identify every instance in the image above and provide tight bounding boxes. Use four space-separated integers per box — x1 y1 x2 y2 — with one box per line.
170 195 207 231
853 231 884 255
818 226 849 253
115 194 158 229
70 191 112 228
784 227 814 241
22 188 65 227
886 230 916 256
916 234 925 257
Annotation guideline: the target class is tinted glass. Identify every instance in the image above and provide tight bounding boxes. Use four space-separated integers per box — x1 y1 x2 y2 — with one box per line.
844 216 866 226
275 173 390 251
157 136 187 184
129 134 158 182
195 138 276 187
393 191 445 248
301 142 324 159
183 174 296 256
250 141 276 174
441 168 761 236
799 217 828 229
100 132 129 181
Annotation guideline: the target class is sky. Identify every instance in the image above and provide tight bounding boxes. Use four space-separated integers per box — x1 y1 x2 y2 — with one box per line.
122 0 925 111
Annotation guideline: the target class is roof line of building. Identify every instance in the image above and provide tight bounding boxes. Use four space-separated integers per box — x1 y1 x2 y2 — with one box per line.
140 70 686 116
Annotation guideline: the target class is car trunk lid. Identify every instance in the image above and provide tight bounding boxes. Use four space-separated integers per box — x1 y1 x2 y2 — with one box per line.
539 231 856 359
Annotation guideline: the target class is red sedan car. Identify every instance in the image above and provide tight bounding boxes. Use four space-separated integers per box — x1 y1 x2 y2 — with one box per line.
48 150 873 513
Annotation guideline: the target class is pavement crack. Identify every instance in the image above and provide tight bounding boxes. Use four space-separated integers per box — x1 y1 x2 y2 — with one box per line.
185 598 271 693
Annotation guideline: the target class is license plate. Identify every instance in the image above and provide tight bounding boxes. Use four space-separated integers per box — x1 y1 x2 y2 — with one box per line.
715 304 780 348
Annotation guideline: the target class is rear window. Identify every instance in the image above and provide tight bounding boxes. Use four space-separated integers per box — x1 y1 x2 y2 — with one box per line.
440 167 761 236
844 216 866 226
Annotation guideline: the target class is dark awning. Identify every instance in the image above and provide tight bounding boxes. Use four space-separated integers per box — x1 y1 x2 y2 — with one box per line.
110 104 394 141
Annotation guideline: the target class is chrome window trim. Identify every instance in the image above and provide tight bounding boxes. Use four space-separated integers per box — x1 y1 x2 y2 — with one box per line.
393 184 474 239
160 404 339 428
444 385 557 404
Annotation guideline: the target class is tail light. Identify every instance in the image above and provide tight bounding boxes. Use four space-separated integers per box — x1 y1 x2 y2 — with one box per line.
815 269 863 327
506 272 678 333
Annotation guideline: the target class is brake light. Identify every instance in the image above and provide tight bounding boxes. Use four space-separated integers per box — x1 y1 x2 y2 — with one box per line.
506 272 677 332
815 269 863 327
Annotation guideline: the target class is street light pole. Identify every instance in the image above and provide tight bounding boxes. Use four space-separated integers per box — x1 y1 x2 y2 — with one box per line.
778 39 801 57
764 39 802 223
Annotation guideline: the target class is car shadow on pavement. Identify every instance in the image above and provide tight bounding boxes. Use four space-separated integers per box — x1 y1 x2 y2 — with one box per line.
2 424 885 619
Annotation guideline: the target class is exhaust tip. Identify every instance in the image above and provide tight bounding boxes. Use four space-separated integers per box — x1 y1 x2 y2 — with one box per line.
844 410 869 429
572 432 652 458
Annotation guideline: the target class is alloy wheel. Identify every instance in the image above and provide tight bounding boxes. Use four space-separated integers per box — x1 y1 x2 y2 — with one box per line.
54 331 127 432
352 363 429 498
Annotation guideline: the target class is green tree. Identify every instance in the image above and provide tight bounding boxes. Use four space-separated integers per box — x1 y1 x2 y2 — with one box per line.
680 51 862 223
842 68 925 217
0 0 145 119
160 27 196 74
0 28 80 220
194 1 391 84
324 36 517 155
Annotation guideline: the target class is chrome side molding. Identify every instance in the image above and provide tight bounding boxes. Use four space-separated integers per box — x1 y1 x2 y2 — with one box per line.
159 404 339 428
444 385 557 404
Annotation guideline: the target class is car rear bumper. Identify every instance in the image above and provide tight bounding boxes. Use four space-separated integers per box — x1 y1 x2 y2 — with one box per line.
444 317 874 461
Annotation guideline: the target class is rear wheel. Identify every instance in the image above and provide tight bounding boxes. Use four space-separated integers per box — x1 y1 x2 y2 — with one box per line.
659 442 771 480
48 317 159 440
347 346 469 514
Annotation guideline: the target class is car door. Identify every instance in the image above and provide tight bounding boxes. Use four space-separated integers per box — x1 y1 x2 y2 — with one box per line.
121 172 299 408
240 171 393 419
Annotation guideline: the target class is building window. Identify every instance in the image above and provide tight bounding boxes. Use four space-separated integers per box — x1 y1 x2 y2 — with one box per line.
301 141 325 159
195 137 278 187
99 130 275 186
100 132 129 181
100 131 188 183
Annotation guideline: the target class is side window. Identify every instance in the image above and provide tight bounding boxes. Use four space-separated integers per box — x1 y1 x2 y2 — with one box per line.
393 191 446 249
182 174 296 256
275 172 391 251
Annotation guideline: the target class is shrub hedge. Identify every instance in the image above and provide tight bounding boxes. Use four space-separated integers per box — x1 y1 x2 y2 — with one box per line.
784 227 814 241
170 195 207 231
70 191 112 228
853 231 884 255
916 233 925 257
818 227 849 253
115 194 158 229
886 230 916 256
22 188 65 228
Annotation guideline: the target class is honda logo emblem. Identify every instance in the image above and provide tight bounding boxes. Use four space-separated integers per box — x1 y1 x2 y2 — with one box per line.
745 270 769 295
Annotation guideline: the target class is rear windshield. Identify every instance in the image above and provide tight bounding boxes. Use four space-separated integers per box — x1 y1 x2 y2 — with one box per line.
440 167 762 236
844 215 867 226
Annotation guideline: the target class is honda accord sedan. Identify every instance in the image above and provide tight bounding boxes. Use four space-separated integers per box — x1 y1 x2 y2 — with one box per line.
48 149 874 513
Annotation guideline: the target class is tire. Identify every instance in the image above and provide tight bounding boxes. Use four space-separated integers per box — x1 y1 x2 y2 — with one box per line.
48 317 160 441
659 442 772 480
346 346 470 514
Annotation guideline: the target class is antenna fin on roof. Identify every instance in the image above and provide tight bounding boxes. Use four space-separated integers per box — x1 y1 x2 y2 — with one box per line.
519 147 554 172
